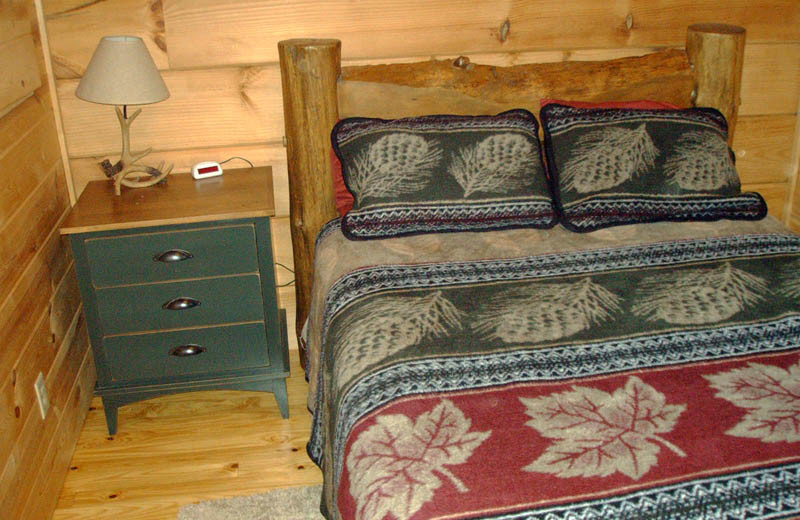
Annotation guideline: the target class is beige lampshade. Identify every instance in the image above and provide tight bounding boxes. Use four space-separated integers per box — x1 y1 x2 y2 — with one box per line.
76 36 169 105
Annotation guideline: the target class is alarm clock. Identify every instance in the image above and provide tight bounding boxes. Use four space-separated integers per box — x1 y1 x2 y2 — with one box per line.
192 161 223 179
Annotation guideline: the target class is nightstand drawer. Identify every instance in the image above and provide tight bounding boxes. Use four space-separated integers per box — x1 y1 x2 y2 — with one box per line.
86 225 259 287
97 274 265 335
103 323 270 384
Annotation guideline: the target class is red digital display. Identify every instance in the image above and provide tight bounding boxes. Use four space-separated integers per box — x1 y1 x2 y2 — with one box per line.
198 165 219 174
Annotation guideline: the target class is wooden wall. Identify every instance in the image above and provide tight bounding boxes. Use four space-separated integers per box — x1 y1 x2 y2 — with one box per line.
39 0 800 357
0 1 40 118
1 1 93 519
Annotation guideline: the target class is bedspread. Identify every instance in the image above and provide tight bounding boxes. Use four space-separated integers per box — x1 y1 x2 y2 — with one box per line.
306 218 800 520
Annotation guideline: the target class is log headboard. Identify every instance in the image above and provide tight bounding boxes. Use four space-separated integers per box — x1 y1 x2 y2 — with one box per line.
278 23 746 367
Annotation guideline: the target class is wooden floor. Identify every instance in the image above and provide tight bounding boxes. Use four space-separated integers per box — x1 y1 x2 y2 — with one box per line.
52 350 322 520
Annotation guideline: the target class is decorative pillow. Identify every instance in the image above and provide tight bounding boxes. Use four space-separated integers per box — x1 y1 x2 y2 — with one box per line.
540 103 767 232
332 109 557 239
540 99 681 110
330 147 354 216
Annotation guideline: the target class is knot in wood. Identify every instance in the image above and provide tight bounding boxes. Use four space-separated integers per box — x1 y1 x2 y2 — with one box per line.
499 19 511 42
453 56 471 69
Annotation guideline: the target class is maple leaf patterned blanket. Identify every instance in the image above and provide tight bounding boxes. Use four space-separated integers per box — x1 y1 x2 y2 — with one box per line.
305 218 800 520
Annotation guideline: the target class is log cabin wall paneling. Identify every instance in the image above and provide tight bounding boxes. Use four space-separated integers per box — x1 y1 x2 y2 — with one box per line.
0 2 40 119
0 1 93 519
40 0 800 359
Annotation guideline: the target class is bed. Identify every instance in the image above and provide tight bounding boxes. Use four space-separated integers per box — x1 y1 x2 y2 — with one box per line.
278 24 800 520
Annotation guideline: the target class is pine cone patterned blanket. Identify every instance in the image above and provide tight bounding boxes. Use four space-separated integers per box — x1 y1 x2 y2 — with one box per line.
305 219 800 520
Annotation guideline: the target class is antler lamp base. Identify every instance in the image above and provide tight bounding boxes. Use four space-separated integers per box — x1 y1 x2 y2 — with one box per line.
104 105 172 196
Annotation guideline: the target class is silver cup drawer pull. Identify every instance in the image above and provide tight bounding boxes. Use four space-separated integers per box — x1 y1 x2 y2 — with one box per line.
162 297 201 310
154 249 193 263
169 344 206 357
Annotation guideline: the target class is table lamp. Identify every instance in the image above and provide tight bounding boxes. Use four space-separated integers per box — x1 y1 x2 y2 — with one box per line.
76 36 172 195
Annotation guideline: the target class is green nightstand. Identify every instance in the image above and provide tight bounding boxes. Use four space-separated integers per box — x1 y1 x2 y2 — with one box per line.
60 167 289 434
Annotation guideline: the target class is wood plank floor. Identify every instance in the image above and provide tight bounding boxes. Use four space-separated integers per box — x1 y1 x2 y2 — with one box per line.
52 350 322 520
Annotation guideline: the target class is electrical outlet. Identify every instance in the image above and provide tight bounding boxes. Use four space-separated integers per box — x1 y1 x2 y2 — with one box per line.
34 372 49 419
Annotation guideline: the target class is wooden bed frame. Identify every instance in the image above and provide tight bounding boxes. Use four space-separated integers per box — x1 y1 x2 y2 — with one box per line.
277 23 746 368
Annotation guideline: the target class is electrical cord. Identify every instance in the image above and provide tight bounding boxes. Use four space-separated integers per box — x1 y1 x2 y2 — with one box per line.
218 158 292 286
275 262 294 273
275 262 295 287
219 156 255 168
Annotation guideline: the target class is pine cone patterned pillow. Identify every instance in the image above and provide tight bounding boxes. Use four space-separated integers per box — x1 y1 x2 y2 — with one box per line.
540 104 767 233
332 109 557 240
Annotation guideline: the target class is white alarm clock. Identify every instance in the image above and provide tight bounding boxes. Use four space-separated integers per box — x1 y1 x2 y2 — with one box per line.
192 161 223 179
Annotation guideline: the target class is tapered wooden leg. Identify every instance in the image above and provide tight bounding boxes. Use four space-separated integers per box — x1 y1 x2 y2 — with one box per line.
230 378 290 419
273 379 289 419
102 397 119 435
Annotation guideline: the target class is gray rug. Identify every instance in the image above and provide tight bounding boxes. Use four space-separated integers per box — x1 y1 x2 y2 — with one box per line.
178 484 324 520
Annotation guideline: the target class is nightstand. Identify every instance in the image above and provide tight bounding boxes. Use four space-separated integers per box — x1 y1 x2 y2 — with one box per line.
60 167 289 434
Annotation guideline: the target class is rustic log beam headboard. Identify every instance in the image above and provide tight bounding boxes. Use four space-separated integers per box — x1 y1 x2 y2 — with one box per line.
278 23 746 367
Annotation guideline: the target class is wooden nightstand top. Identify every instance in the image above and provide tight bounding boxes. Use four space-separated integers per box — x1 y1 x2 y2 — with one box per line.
60 167 275 235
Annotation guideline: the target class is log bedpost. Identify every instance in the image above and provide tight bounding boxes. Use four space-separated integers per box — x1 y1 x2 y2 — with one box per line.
686 23 746 143
278 39 341 369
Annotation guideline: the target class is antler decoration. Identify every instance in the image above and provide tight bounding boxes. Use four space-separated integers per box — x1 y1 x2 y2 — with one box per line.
101 106 172 195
